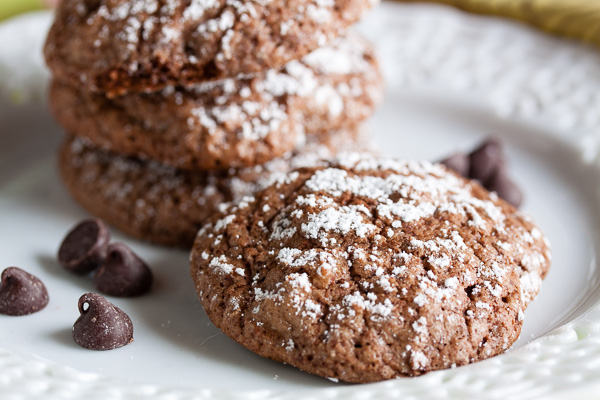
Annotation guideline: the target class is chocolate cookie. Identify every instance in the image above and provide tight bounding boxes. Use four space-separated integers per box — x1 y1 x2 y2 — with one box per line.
49 33 383 171
44 0 380 95
58 128 374 248
190 155 551 383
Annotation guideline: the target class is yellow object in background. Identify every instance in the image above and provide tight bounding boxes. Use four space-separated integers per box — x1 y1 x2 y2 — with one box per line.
398 0 600 48
0 0 46 21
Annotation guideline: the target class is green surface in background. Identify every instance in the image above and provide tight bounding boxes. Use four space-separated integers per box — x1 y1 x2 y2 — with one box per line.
0 0 44 21
398 0 600 49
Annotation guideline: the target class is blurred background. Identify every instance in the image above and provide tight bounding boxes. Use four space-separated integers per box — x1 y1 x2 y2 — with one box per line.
2 0 599 49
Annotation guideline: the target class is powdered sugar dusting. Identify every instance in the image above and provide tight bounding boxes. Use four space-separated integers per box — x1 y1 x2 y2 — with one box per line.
73 0 379 86
301 205 376 244
63 126 371 249
182 32 380 139
209 255 235 275
197 154 545 354
195 153 551 368
302 157 507 234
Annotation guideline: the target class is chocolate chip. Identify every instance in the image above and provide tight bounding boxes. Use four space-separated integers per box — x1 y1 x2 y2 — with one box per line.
72 292 133 350
439 138 525 207
58 218 110 275
0 267 49 316
440 153 470 177
487 167 524 208
468 138 503 184
94 242 153 297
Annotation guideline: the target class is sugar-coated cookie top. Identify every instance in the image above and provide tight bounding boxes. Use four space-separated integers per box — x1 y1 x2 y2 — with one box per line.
49 32 383 170
45 0 380 94
164 32 381 144
191 154 551 382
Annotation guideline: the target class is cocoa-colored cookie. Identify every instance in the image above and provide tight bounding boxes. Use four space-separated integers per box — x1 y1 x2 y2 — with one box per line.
49 33 383 171
44 0 379 95
58 128 374 248
190 155 551 383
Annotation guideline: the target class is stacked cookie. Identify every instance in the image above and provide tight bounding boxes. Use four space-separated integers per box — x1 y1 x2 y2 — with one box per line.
44 0 383 247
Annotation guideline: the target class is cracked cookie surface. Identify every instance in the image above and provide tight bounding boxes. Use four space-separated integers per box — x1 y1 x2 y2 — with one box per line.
58 128 371 247
49 33 383 170
44 0 380 95
190 155 551 382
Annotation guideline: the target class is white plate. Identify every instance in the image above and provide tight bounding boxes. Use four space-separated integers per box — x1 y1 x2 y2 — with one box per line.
2 3 600 399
